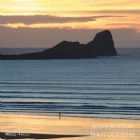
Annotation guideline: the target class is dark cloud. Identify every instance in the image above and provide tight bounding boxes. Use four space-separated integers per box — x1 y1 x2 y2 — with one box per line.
95 10 140 15
0 15 95 24
0 15 122 24
69 10 140 14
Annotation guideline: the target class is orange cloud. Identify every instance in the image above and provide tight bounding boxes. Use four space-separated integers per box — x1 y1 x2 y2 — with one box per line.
0 0 140 16
0 1 140 32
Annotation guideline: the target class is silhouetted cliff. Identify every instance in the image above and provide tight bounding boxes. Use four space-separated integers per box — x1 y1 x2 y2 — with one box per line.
0 30 117 60
87 30 117 56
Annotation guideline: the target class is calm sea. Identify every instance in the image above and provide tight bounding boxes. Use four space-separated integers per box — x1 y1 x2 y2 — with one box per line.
1 55 140 119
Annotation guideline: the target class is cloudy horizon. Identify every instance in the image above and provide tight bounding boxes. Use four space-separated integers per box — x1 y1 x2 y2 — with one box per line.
0 0 140 49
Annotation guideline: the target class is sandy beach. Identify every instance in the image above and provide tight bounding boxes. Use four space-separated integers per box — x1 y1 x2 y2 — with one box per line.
0 113 140 140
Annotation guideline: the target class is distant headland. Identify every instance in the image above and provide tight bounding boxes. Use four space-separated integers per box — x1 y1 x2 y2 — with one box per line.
0 30 117 60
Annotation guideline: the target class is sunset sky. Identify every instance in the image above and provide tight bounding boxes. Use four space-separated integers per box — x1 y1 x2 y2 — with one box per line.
0 0 140 49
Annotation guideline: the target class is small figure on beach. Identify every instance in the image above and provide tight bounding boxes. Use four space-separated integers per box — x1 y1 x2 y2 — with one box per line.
59 112 61 120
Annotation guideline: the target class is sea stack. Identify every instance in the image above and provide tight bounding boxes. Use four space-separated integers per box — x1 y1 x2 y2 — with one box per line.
0 30 117 60
87 30 117 56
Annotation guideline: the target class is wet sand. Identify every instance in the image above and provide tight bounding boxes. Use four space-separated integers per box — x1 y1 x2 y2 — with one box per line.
0 113 140 140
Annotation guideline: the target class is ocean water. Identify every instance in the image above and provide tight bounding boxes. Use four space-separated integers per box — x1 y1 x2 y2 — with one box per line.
1 55 140 119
